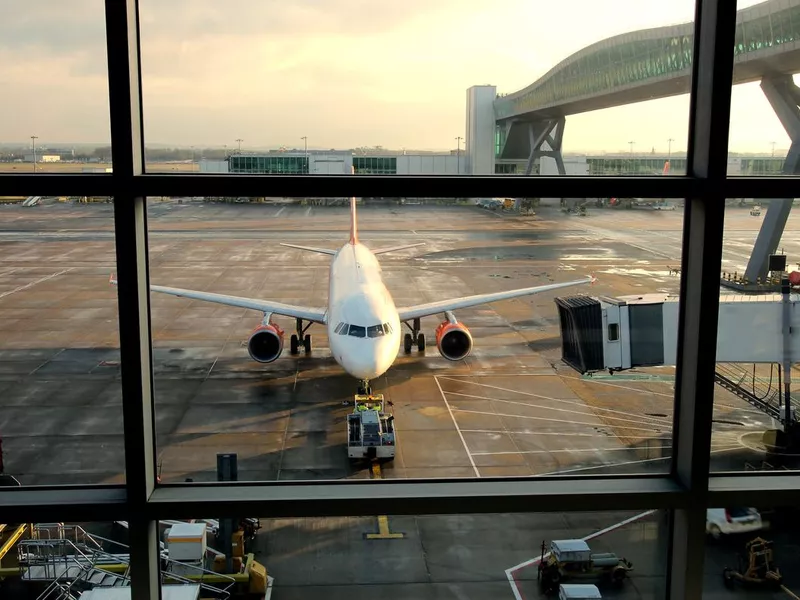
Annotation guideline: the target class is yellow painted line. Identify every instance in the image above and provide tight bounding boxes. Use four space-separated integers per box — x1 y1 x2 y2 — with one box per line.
365 463 405 540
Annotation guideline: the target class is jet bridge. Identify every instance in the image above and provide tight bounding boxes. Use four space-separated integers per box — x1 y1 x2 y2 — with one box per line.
555 289 799 436
556 292 799 373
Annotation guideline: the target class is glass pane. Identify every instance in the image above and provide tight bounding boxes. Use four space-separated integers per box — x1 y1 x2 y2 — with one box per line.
137 0 694 175
147 196 680 482
0 196 123 484
154 510 667 599
703 504 798 597
730 1 800 175
711 202 800 473
0 1 111 172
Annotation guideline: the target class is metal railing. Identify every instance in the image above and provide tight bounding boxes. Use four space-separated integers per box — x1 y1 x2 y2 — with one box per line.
715 362 791 423
19 525 234 600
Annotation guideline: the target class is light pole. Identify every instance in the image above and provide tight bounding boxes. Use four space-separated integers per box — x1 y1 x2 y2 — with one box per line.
667 138 674 160
191 145 195 171
771 141 777 157
301 136 308 173
455 136 463 174
628 140 635 174
236 139 243 154
30 135 38 173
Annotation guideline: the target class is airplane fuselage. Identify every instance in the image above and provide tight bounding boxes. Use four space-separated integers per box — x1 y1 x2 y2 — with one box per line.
326 243 401 381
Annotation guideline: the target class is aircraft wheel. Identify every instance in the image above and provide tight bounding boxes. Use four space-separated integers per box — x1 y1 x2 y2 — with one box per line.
403 333 412 354
417 333 426 352
303 335 312 354
290 334 299 355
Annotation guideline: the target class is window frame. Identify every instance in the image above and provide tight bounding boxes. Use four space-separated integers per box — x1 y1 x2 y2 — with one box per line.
1 1 799 599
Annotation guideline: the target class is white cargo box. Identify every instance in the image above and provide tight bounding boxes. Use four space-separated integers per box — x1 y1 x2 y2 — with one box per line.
559 584 602 599
167 522 207 562
551 539 591 563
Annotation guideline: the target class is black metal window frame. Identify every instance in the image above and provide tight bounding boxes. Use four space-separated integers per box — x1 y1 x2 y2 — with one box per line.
2 1 800 598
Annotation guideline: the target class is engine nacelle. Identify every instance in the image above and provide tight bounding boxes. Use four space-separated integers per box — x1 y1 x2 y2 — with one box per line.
247 323 284 363
435 320 473 361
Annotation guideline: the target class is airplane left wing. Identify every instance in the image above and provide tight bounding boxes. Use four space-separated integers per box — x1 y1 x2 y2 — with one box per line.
110 275 326 323
396 277 594 322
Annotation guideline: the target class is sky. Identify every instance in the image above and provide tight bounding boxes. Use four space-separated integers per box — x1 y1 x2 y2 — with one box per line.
0 0 791 154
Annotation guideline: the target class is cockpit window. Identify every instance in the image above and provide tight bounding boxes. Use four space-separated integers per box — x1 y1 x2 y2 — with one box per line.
383 323 392 334
367 324 386 338
335 322 346 334
348 324 366 338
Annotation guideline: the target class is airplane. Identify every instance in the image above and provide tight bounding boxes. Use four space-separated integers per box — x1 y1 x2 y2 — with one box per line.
111 198 594 395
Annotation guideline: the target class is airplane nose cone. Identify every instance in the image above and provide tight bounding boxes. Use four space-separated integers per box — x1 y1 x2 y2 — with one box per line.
345 344 395 380
350 355 382 380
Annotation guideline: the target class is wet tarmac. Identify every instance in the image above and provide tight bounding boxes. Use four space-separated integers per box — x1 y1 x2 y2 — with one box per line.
1 201 798 485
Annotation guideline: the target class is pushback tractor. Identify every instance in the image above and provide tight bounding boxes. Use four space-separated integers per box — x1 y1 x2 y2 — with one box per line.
347 394 396 460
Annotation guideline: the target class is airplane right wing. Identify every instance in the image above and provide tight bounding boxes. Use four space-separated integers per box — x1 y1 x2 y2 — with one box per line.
396 277 594 322
280 243 337 255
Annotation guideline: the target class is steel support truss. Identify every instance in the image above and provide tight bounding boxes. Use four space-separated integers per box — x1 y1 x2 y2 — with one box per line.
0 2 796 600
523 118 567 176
743 75 800 283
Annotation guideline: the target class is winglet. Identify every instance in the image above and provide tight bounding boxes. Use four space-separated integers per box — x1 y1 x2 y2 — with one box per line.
109 272 118 286
349 165 358 245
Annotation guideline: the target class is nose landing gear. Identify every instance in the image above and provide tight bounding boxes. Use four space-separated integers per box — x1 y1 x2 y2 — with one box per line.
358 379 373 396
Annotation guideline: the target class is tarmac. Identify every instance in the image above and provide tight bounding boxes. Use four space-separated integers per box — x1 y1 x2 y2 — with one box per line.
2 199 800 599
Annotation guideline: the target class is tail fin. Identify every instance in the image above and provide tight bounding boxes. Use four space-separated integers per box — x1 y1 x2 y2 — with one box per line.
349 165 358 244
663 160 670 176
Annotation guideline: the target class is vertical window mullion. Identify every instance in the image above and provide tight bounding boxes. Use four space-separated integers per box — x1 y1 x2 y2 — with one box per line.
104 0 160 598
668 1 737 598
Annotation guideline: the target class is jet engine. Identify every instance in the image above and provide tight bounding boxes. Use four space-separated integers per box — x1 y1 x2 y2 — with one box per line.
247 323 284 363
435 320 473 361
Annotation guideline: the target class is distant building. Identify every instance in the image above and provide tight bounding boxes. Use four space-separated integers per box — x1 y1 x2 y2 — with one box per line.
24 154 61 163
203 151 464 175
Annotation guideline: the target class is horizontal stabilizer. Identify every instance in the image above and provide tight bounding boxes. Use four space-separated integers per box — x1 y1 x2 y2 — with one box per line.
372 242 426 255
280 243 337 256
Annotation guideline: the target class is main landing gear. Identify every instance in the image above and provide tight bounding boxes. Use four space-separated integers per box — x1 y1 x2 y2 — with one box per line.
289 318 313 355
403 318 425 354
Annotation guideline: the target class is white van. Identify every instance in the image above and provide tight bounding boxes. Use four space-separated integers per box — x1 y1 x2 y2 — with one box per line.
559 584 602 599
706 507 763 539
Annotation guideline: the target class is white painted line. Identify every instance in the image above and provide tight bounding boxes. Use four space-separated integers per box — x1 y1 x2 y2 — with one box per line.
460 430 604 437
451 408 667 433
471 446 674 456
445 390 672 428
533 445 740 477
274 207 286 217
304 207 312 217
0 268 72 300
559 375 674 398
504 509 658 599
506 569 525 600
435 376 480 478
439 378 673 424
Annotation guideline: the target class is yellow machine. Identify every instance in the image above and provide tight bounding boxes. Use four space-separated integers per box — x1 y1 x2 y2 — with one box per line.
723 537 782 590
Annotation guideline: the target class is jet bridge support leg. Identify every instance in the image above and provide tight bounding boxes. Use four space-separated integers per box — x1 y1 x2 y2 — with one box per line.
524 118 566 176
742 75 800 284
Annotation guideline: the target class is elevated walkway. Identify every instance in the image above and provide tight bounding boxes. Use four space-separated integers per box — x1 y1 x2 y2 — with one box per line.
495 0 800 124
